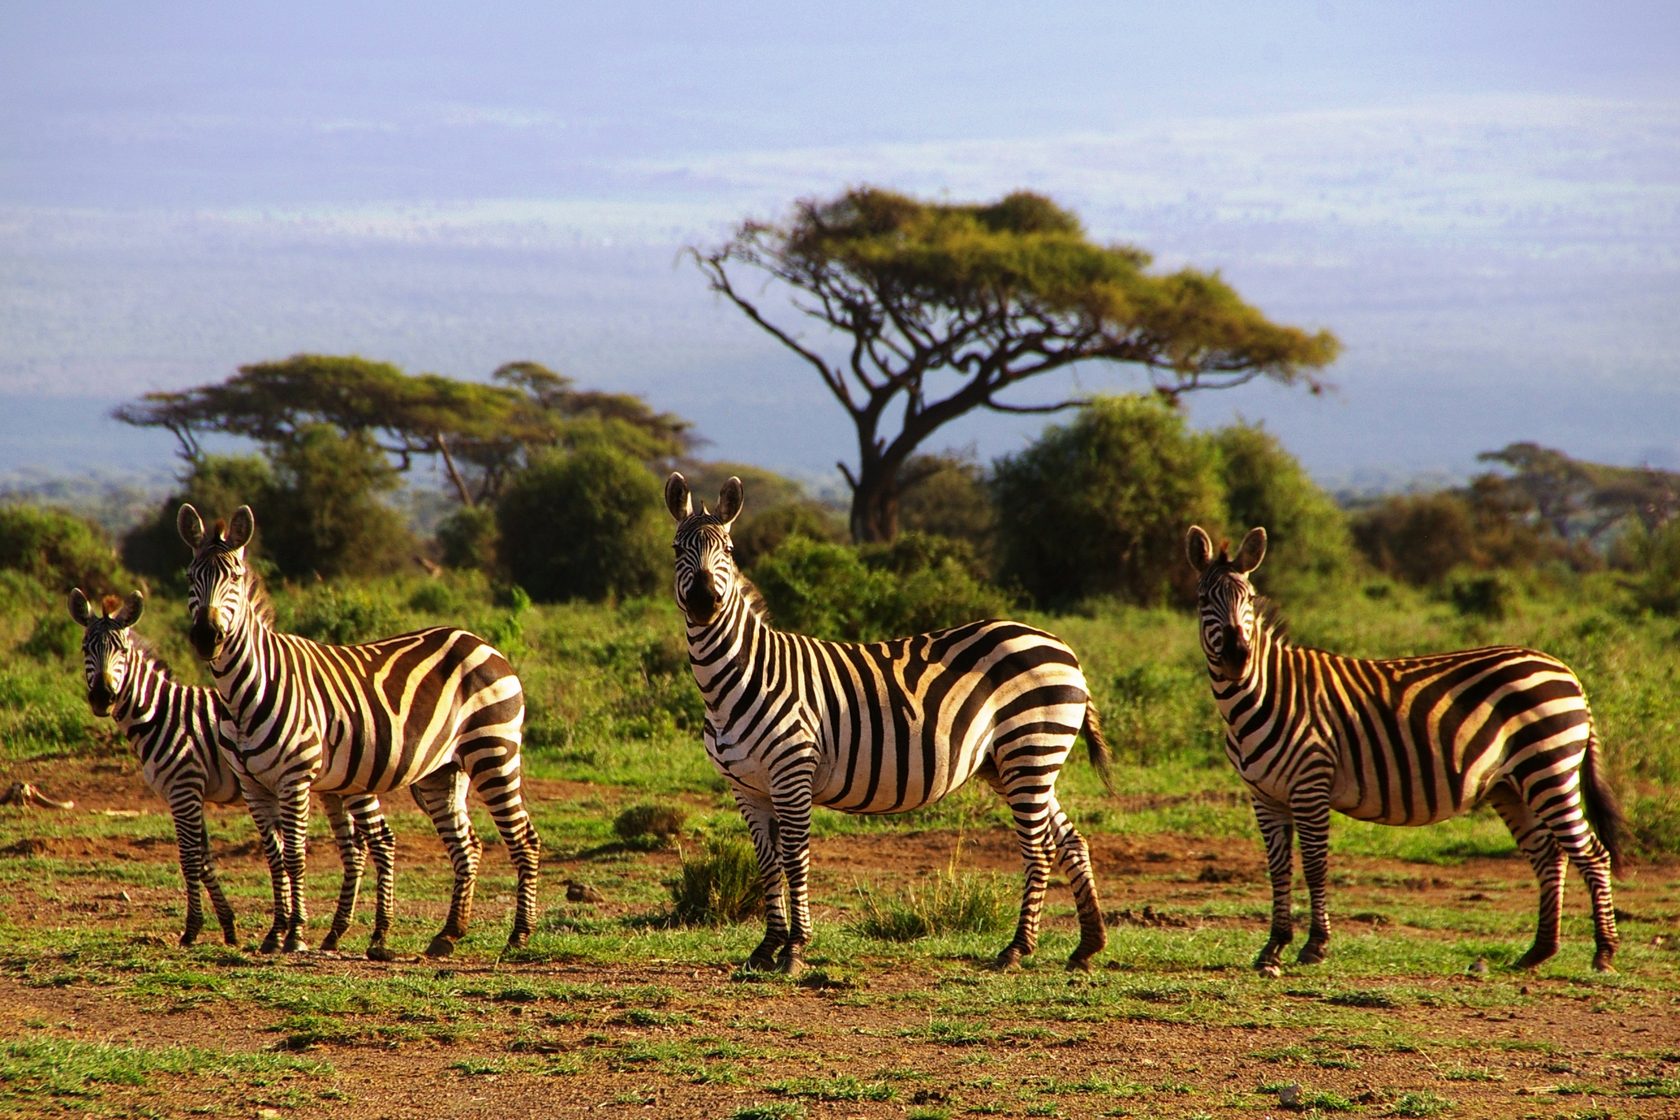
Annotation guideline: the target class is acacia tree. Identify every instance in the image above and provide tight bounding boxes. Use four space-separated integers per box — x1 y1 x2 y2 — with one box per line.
694 187 1341 542
114 354 694 506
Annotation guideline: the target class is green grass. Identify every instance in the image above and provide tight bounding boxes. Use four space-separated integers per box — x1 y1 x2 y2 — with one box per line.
0 1036 329 1108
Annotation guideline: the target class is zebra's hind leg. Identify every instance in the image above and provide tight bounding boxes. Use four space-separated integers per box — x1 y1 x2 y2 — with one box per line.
1528 778 1619 973
1250 795 1296 972
317 794 366 954
1488 784 1565 970
1046 795 1106 971
989 767 1052 971
412 766 481 959
352 795 398 961
734 792 789 971
470 763 541 951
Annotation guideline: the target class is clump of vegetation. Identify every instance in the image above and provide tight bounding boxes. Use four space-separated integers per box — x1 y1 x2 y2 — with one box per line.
614 803 688 849
664 834 763 926
850 865 1014 942
280 584 401 645
0 503 132 593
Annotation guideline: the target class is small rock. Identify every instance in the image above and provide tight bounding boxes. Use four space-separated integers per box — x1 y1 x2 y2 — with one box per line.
1278 1082 1300 1107
563 879 605 904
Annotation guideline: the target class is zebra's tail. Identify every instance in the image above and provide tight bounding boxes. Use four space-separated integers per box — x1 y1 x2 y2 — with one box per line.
1582 727 1628 878
1082 701 1115 796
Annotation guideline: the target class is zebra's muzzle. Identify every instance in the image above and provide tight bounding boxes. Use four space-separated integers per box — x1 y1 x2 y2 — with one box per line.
85 682 114 717
189 612 223 660
682 580 720 625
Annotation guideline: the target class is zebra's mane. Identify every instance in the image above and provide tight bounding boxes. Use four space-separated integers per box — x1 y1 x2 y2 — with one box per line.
1254 594 1291 644
242 562 277 627
734 566 773 627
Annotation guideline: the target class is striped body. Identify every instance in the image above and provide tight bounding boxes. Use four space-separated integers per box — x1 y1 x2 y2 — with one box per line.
667 473 1108 972
1188 526 1621 973
179 504 540 958
73 589 242 946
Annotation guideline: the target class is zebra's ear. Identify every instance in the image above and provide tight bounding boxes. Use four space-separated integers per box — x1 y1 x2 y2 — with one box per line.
1186 526 1216 573
68 587 94 628
714 477 744 528
226 506 255 550
112 590 144 628
664 472 693 521
1233 527 1267 574
177 503 206 548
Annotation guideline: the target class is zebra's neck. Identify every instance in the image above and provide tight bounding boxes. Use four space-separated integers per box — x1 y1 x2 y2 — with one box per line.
207 594 282 704
108 646 169 729
1212 616 1293 708
685 589 773 699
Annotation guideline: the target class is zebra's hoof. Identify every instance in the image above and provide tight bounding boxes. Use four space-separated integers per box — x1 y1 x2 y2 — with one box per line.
320 931 342 952
1065 954 1095 973
1296 942 1328 965
1512 942 1559 970
178 929 200 948
505 931 531 951
424 935 457 959
743 954 778 973
218 922 237 946
1257 963 1283 979
259 935 281 955
992 948 1024 972
367 943 397 963
282 934 311 954
1592 949 1617 974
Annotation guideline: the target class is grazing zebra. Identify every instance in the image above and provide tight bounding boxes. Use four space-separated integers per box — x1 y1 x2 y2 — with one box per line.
72 587 397 953
176 503 541 958
1186 525 1623 974
665 473 1110 974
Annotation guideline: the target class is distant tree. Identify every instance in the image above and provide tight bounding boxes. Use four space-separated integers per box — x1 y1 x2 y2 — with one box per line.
122 455 276 580
495 443 666 602
0 503 132 595
896 452 998 563
1350 492 1481 585
991 395 1226 607
1212 423 1351 591
261 425 415 579
694 186 1339 542
1477 441 1680 544
114 354 695 507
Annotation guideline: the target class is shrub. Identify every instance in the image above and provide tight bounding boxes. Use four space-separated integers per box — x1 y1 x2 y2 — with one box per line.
614 803 688 849
279 584 401 645
1212 422 1352 593
850 867 1014 941
732 500 846 570
664 833 764 926
897 452 997 563
496 445 665 603
262 425 416 579
1444 570 1515 620
991 395 1226 607
1616 517 1680 615
1350 492 1479 585
436 505 499 571
750 534 1009 641
122 454 275 580
0 503 132 594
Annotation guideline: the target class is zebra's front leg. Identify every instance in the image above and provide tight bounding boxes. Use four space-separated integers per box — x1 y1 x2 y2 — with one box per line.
168 798 211 946
770 778 816 975
412 767 480 959
1290 785 1334 965
988 765 1051 970
317 794 366 954
278 781 314 952
1252 796 1296 973
242 786 292 953
195 817 239 946
734 792 788 971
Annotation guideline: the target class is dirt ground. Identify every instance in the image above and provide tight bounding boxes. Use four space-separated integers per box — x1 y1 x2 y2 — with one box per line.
3 760 1678 1120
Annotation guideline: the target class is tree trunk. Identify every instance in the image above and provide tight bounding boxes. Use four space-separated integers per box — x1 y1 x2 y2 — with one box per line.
849 463 901 544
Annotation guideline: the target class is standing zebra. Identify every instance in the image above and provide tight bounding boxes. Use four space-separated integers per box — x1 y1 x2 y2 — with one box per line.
665 473 1110 973
72 588 399 953
1186 525 1623 973
176 504 541 958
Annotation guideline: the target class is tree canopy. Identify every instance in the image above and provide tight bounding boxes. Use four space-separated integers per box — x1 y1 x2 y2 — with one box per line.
114 355 696 506
694 186 1340 541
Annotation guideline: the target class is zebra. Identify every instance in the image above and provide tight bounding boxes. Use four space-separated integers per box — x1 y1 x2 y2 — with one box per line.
176 503 541 959
71 587 397 953
1186 524 1623 974
665 473 1110 974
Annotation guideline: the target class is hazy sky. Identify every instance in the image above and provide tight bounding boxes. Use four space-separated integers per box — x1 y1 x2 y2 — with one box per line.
3 1 1677 492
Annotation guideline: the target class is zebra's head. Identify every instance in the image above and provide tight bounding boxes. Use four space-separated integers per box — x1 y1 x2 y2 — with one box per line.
1186 525 1268 682
69 588 144 717
177 503 256 662
664 472 744 626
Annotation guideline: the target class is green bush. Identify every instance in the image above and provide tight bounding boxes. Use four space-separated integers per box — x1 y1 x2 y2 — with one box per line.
991 395 1226 607
279 584 402 644
1212 422 1352 593
750 534 1009 642
436 505 499 571
262 425 417 579
1616 517 1680 615
1444 569 1515 620
1351 492 1480 586
732 500 846 570
496 445 665 603
897 452 997 563
0 503 132 594
613 803 688 849
850 867 1014 941
122 454 275 581
664 833 764 926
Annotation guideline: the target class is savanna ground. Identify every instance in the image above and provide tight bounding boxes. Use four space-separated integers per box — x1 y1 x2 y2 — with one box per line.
2 573 1678 1118
2 757 1677 1120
